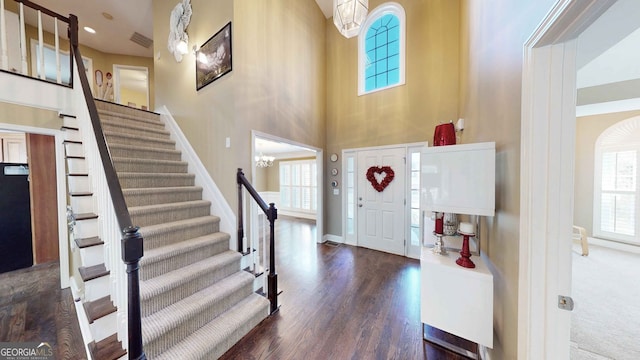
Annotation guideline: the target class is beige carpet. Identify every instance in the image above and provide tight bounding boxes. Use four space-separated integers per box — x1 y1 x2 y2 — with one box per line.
571 243 640 360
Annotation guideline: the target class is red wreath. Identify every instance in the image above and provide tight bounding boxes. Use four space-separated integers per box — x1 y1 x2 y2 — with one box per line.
366 166 395 192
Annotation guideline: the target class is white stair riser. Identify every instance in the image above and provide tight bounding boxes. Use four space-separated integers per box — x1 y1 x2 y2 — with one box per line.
68 176 91 193
74 218 99 239
63 117 78 128
70 196 94 214
254 272 265 293
90 312 118 342
64 130 83 142
64 142 85 157
84 275 111 302
67 158 88 173
79 246 103 267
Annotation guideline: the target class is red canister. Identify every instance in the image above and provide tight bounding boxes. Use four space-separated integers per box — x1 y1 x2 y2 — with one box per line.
433 123 456 146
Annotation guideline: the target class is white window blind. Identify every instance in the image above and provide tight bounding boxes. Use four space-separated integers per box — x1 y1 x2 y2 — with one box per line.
599 150 637 238
280 159 317 214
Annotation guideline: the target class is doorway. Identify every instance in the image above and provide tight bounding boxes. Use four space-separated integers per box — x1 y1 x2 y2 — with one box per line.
251 131 323 245
518 0 626 358
113 65 149 110
343 143 425 259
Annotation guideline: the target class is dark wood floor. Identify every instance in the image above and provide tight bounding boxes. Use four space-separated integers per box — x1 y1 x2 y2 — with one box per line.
0 261 86 359
221 216 474 360
0 218 474 360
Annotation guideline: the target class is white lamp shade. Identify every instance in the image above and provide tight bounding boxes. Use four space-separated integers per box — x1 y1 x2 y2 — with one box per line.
333 0 368 38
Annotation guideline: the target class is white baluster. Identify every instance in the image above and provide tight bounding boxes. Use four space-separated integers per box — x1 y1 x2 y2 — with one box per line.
37 10 44 79
55 19 61 83
19 3 26 74
0 0 8 70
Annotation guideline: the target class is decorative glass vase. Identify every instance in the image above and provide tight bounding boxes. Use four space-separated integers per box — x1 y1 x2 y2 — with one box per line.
443 213 458 236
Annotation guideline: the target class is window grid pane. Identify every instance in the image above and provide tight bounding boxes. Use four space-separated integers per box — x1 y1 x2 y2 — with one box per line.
279 159 317 214
364 13 401 92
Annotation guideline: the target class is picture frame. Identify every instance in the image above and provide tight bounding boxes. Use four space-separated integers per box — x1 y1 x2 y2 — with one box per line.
196 21 232 90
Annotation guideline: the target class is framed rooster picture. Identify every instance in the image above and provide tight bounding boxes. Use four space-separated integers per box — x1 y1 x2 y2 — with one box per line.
196 21 232 90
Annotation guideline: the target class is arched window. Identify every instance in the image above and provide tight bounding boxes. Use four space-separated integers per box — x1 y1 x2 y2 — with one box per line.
358 2 406 95
593 116 640 244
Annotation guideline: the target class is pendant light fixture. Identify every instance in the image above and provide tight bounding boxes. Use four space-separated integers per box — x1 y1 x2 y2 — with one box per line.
333 0 368 38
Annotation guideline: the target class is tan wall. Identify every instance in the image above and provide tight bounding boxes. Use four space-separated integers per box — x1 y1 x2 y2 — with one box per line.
325 0 461 236
120 87 148 109
574 110 640 236
459 0 556 358
153 0 326 211
0 102 61 130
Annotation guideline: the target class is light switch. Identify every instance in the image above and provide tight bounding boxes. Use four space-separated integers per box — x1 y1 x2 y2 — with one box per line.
333 189 339 195
225 137 230 148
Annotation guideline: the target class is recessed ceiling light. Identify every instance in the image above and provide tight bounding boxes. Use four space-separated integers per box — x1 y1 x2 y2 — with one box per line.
102 12 113 20
84 26 96 34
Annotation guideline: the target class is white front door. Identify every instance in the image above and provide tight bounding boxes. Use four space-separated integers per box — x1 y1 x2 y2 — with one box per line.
357 148 405 255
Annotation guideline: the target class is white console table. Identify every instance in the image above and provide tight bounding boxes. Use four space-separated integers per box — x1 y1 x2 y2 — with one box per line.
420 246 493 356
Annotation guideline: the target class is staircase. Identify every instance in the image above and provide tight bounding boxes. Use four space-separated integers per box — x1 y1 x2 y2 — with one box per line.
68 101 270 359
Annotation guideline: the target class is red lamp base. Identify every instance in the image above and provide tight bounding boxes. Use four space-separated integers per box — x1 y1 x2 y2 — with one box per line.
456 234 476 269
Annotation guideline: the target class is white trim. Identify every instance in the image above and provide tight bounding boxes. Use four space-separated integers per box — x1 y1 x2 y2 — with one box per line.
357 2 406 96
0 122 69 289
588 236 640 254
576 98 640 117
251 130 324 244
323 234 343 244
519 0 617 358
113 64 149 109
156 106 237 249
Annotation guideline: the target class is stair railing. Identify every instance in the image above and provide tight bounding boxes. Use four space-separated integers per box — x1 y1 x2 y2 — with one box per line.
67 14 146 360
237 168 279 314
2 0 73 85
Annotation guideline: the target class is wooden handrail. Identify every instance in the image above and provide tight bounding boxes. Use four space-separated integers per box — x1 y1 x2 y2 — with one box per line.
68 14 146 360
14 0 70 23
237 168 279 314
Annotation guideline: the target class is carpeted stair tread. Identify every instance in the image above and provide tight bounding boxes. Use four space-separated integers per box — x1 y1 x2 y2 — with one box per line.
113 157 188 174
101 119 170 139
139 216 220 249
117 172 195 189
104 131 176 150
108 143 182 161
130 200 211 227
140 250 241 316
123 186 203 207
140 232 230 280
96 108 162 124
154 294 269 360
141 271 255 357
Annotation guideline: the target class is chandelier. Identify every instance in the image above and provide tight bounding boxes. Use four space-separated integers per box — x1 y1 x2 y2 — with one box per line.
333 0 368 38
255 153 275 168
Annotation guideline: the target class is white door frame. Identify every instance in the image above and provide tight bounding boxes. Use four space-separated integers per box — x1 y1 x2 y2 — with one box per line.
518 0 617 358
250 130 324 245
113 64 149 108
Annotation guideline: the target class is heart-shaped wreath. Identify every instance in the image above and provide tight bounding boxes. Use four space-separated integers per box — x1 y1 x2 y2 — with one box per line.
366 166 395 192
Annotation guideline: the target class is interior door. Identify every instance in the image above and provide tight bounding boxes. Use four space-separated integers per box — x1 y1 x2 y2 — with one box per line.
357 148 405 255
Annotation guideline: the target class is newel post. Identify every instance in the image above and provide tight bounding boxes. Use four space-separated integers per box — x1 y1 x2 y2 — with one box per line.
237 168 244 253
122 226 147 360
267 203 279 313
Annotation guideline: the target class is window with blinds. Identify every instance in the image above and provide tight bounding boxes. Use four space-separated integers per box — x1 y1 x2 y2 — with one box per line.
279 159 317 213
600 150 637 237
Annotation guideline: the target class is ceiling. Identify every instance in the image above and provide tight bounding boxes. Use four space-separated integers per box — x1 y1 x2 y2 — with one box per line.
255 137 316 160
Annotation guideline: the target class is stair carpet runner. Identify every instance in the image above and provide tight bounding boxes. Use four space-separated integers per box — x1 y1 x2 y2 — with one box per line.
92 101 269 359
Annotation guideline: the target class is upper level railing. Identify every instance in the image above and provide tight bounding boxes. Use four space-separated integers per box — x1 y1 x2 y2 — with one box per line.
237 168 279 314
0 0 74 86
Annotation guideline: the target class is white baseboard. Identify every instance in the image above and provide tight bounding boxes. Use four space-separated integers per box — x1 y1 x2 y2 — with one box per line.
69 277 94 360
279 210 316 220
323 234 343 244
588 237 640 254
